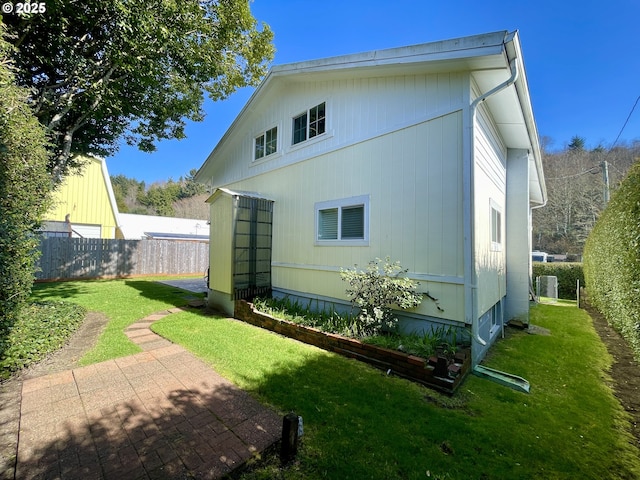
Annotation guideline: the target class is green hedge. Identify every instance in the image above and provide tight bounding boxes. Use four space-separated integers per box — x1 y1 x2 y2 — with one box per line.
532 263 584 300
583 161 640 360
0 27 53 349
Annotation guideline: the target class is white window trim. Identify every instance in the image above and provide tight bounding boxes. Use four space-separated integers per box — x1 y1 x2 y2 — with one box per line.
490 199 503 252
287 128 334 154
291 101 328 146
315 195 370 246
253 125 280 163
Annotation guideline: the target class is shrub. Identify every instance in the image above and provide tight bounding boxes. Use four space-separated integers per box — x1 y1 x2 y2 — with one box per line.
0 25 53 351
340 257 422 336
583 160 640 359
0 301 85 378
532 262 584 300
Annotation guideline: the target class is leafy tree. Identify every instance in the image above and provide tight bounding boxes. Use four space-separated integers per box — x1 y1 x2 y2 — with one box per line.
179 169 208 199
0 22 53 348
138 180 181 216
110 172 209 217
110 174 145 213
532 138 640 256
3 0 274 181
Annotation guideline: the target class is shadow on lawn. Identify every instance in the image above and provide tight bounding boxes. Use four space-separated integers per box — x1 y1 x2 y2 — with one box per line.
30 280 93 301
125 280 205 306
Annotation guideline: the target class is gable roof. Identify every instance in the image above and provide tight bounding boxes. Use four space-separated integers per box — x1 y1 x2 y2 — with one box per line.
196 30 545 206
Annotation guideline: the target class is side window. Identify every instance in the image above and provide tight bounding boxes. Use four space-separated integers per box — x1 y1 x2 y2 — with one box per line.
315 195 369 245
292 102 326 145
254 126 278 161
490 200 502 251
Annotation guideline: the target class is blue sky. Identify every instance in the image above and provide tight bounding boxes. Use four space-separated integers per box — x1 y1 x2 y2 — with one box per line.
106 0 640 184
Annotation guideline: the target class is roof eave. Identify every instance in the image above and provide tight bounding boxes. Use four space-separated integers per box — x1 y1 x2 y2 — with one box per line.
504 32 547 206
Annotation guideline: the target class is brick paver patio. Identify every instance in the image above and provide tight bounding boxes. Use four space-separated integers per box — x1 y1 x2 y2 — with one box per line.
17 308 281 479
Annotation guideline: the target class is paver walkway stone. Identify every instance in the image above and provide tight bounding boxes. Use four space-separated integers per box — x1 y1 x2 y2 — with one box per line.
17 308 281 479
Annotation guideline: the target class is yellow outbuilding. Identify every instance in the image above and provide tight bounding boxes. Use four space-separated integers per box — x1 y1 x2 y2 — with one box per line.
41 155 120 239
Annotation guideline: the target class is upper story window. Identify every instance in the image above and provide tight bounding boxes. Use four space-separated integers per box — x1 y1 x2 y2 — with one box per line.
254 126 278 160
292 102 326 145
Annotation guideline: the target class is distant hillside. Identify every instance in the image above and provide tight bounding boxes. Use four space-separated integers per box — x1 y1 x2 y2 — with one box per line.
533 137 640 258
110 169 209 219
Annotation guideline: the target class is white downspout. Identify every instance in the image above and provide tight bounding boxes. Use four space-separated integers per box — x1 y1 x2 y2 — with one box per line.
467 57 519 357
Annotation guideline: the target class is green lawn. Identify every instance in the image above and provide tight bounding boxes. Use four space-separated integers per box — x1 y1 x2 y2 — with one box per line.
153 302 640 479
31 280 640 479
30 277 197 364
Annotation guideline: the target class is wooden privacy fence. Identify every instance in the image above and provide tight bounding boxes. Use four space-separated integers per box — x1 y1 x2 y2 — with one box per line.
36 238 209 280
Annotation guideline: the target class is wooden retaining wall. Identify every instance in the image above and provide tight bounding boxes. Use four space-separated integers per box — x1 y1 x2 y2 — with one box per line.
234 300 470 394
36 237 209 280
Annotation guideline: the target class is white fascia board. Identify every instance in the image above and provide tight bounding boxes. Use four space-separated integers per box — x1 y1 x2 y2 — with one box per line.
504 32 547 206
272 31 509 75
195 67 278 184
94 155 122 228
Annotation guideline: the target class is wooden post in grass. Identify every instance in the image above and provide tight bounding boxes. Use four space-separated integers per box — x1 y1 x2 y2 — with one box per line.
280 413 299 464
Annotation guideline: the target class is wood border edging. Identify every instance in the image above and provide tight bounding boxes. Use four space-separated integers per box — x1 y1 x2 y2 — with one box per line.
234 299 470 394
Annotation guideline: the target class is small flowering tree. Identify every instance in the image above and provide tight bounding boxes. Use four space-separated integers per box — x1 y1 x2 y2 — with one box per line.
340 257 423 337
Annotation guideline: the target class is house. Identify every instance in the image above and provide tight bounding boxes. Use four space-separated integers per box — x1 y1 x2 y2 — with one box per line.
195 31 547 365
41 155 120 238
117 213 209 241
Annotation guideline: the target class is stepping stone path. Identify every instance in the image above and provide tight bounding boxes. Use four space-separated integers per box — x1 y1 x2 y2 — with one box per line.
16 307 281 479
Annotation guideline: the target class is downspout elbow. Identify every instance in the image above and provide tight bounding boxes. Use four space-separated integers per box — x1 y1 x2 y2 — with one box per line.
472 320 487 346
471 59 519 112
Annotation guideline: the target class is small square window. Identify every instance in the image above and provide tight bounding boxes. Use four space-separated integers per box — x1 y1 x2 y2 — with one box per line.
254 127 277 160
292 102 326 145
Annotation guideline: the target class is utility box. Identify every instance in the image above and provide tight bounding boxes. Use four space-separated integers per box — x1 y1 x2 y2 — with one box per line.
536 276 558 303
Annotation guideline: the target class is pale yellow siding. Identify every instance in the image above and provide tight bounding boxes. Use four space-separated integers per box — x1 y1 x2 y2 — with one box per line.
208 193 233 294
217 111 466 322
473 98 508 316
46 156 118 238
